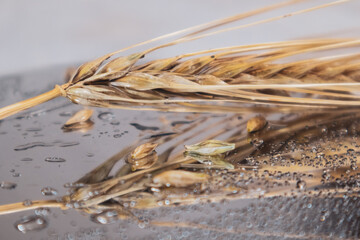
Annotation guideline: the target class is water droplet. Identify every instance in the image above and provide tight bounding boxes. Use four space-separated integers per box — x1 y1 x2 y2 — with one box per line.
15 215 48 233
339 128 348 136
12 172 21 177
296 180 306 190
64 182 84 188
41 187 58 196
22 199 33 206
130 123 159 131
98 112 115 121
0 181 17 190
110 121 120 125
45 157 66 163
347 149 355 155
251 138 264 148
58 141 79 147
113 134 122 138
138 222 145 229
35 208 50 216
90 210 119 224
14 142 54 151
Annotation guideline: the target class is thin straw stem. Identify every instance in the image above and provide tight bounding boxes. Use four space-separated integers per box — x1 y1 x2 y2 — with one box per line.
0 200 67 215
0 86 64 120
111 0 304 56
166 82 360 91
144 0 350 55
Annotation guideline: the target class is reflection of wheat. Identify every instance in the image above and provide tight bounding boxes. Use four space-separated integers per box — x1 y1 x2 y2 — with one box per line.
0 0 358 120
1 107 359 215
0 107 359 240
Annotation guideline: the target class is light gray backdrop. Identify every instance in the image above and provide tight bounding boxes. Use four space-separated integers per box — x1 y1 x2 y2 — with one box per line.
0 0 359 76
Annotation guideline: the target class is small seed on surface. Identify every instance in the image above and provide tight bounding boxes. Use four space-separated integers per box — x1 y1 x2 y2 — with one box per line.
247 116 267 133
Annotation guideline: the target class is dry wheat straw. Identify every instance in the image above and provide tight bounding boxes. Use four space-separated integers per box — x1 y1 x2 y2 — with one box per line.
0 0 356 120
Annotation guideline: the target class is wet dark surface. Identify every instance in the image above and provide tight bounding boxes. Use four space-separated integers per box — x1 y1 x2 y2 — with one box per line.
1 66 360 239
0 66 164 239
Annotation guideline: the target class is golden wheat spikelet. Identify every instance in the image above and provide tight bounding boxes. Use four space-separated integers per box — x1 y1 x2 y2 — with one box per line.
0 0 357 120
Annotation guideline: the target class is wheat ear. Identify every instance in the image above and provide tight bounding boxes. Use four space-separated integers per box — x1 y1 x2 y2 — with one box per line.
0 0 351 119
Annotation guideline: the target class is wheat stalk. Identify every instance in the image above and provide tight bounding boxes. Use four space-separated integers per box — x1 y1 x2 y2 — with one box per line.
0 0 355 120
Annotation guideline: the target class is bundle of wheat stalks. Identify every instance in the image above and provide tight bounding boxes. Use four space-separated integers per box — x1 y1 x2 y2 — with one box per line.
0 0 359 120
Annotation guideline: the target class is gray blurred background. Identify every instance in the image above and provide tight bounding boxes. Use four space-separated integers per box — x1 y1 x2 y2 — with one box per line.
0 0 359 77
